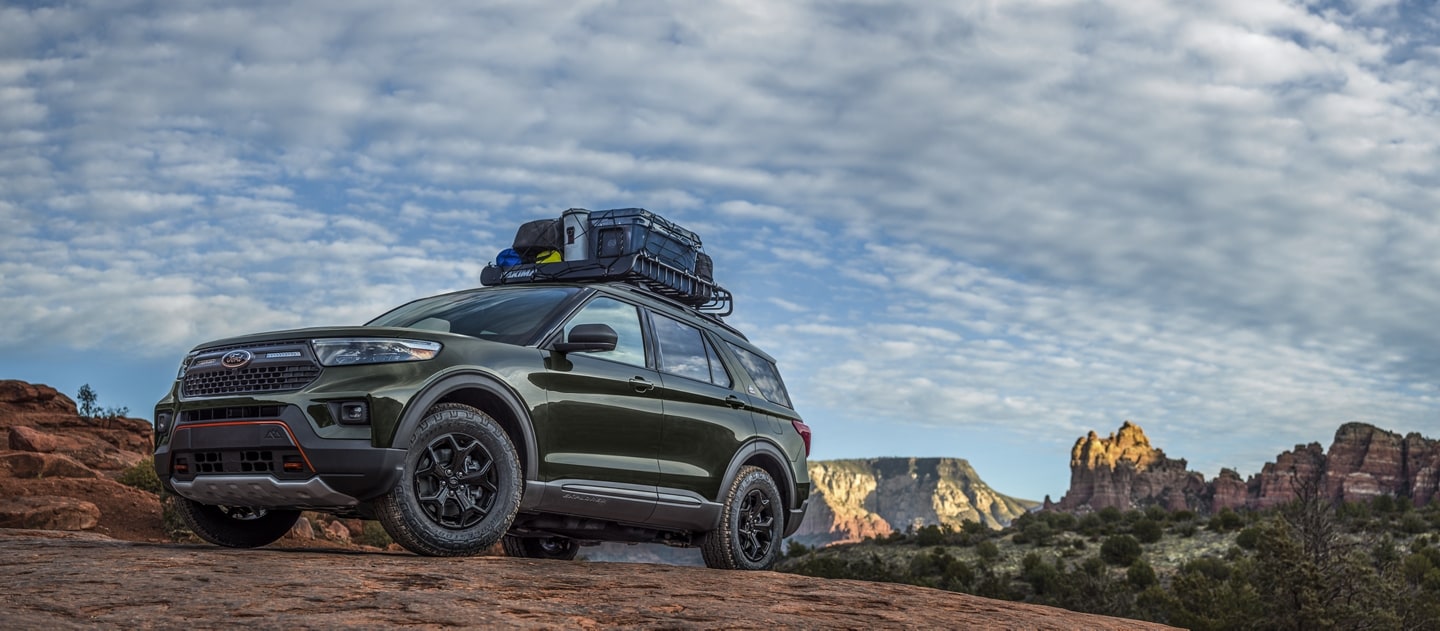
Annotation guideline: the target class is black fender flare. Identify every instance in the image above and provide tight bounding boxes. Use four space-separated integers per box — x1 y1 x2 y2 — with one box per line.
390 370 539 480
717 437 798 510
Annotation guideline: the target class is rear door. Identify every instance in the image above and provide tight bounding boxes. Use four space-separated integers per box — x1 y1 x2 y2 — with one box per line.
650 311 757 501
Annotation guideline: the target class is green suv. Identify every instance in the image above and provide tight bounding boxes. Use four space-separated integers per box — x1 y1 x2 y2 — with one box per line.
153 281 811 570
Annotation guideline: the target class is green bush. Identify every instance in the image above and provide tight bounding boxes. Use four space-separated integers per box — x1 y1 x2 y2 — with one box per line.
1100 534 1143 566
1209 508 1244 532
976 540 1000 564
786 540 812 558
1131 519 1163 544
1098 506 1123 523
117 458 162 494
1127 558 1158 589
355 521 393 548
1235 526 1261 550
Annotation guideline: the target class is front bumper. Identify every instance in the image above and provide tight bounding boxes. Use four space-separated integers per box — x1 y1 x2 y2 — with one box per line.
155 404 405 509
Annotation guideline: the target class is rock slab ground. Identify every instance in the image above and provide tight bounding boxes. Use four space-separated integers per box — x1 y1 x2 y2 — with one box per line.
1 530 1174 630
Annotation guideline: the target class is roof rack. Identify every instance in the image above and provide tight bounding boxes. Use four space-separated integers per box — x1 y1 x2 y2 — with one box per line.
480 253 734 317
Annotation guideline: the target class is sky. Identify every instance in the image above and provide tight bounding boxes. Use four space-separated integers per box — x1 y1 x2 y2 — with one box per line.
3 0 1440 503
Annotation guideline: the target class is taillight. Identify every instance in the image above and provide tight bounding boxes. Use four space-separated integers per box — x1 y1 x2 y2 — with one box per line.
791 420 811 457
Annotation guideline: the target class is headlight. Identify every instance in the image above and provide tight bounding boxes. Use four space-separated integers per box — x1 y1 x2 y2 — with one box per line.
312 338 442 367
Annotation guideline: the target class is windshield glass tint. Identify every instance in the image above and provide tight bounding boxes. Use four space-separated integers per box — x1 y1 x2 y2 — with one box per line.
368 287 581 345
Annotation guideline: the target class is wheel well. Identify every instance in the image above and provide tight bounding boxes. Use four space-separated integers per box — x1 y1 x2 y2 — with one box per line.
743 452 792 513
435 388 529 478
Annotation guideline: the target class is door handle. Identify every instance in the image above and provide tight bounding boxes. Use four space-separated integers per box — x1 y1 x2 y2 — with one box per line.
725 396 746 409
628 377 655 393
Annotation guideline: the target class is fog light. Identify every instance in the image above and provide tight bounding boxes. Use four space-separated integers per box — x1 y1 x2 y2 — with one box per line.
155 412 172 433
338 402 369 425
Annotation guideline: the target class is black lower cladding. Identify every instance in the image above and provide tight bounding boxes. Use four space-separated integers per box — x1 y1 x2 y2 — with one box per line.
159 404 405 502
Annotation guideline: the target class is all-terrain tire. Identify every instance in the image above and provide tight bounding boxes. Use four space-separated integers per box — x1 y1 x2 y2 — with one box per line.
501 535 581 560
374 403 522 556
701 465 784 570
172 498 300 548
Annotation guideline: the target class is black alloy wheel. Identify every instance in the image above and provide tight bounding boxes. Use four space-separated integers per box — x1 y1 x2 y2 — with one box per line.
736 487 776 562
414 432 499 529
374 403 522 556
701 465 784 570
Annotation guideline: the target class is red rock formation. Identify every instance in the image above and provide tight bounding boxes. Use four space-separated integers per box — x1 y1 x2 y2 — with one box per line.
1208 468 1247 512
1053 421 1206 512
1054 421 1440 515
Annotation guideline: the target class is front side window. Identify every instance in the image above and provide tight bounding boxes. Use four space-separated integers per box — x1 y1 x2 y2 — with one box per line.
368 287 580 345
562 297 647 367
653 314 730 387
727 343 792 408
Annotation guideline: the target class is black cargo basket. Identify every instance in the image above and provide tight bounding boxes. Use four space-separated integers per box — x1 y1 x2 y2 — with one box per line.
480 253 733 316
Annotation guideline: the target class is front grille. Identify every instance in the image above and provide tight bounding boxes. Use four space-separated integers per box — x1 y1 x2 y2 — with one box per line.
178 449 307 477
182 406 286 423
183 364 321 398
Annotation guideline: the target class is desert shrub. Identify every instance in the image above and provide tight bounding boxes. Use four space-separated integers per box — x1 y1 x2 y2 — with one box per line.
355 521 393 548
1127 558 1158 589
1131 519 1163 544
1077 513 1106 537
1100 534 1143 566
1371 494 1396 515
1235 526 1261 550
160 493 193 541
1041 511 1078 532
1098 506 1123 523
1173 521 1198 538
1144 505 1169 522
117 458 162 494
1020 552 1061 595
914 524 947 547
1122 509 1145 524
785 540 812 558
1208 508 1244 532
976 540 1000 564
1400 512 1429 535
1017 522 1054 546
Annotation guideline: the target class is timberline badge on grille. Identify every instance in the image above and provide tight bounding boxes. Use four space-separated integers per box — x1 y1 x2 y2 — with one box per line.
221 350 253 370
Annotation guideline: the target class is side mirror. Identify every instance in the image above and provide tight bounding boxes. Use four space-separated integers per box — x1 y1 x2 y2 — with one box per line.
553 323 619 353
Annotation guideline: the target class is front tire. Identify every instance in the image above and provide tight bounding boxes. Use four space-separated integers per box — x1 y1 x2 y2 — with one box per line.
701 466 784 570
502 535 581 560
374 403 522 556
172 498 300 548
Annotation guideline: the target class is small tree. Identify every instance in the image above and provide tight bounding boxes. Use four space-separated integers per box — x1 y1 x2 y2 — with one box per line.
77 384 99 418
74 383 127 423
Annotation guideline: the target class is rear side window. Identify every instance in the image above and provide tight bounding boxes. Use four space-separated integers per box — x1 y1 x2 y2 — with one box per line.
727 343 792 408
653 314 731 387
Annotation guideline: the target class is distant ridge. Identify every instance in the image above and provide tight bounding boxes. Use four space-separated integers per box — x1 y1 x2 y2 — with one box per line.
790 457 1038 547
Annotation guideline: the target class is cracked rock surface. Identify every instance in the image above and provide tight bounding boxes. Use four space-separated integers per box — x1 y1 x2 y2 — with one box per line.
1 530 1174 630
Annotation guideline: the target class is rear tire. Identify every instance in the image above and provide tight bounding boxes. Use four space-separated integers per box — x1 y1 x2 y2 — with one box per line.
501 535 580 560
375 403 522 556
173 498 300 548
701 466 784 570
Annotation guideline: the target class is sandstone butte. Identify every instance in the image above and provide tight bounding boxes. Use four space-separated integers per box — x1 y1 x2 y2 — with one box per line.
1048 419 1440 514
0 380 1171 629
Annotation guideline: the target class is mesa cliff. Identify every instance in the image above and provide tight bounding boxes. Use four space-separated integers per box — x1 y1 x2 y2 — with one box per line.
1049 420 1440 514
790 457 1038 546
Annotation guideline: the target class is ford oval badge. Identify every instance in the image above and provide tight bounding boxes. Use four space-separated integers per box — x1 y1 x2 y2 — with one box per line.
221 350 253 370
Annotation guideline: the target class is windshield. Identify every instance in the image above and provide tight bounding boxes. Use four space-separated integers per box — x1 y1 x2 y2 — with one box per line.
368 286 583 345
